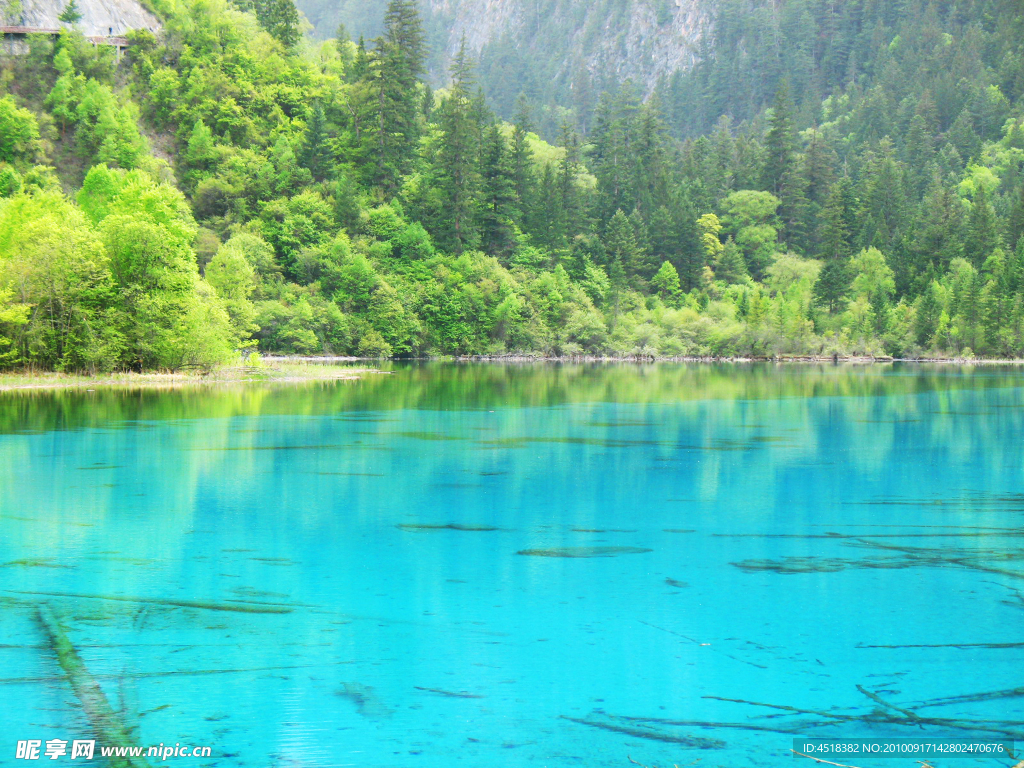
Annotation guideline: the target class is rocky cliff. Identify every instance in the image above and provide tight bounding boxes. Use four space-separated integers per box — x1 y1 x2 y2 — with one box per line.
6 0 160 37
299 0 710 109
431 0 708 92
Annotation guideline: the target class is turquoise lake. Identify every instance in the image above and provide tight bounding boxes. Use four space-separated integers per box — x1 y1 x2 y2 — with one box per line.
1 362 1023 767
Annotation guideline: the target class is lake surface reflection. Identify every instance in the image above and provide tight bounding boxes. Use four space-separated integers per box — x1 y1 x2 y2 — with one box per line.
1 362 1023 767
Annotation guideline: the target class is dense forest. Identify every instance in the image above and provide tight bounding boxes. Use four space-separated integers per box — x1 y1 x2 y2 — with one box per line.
1 0 1024 370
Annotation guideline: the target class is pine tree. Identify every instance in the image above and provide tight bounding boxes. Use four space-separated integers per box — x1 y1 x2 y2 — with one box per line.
708 116 735 201
761 81 797 199
666 201 704 292
814 177 856 314
902 115 934 196
605 209 637 315
377 0 426 185
915 178 965 278
353 0 427 194
761 81 805 251
801 129 837 253
632 99 670 218
531 163 559 250
588 84 642 223
817 178 854 264
652 261 682 302
255 0 300 47
947 109 982 162
865 286 886 336
965 185 999 268
715 238 748 284
434 37 481 254
557 121 585 245
301 102 330 182
510 96 534 233
479 124 517 259
58 0 82 24
1007 184 1024 253
858 139 907 268
913 281 942 347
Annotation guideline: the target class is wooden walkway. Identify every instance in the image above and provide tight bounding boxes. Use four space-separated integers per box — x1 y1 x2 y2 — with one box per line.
0 25 130 48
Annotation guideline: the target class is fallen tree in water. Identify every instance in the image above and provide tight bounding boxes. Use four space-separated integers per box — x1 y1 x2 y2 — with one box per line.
560 715 725 749
11 590 294 614
36 605 152 768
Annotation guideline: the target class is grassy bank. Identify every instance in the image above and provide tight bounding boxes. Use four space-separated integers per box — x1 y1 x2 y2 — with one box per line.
0 362 375 392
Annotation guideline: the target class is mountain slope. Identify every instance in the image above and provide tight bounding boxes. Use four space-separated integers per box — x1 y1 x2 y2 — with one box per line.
1 0 1024 371
5 0 160 37
298 0 709 132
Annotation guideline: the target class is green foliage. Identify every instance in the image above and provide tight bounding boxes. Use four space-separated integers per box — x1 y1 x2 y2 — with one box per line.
58 0 82 24
651 260 681 302
1 0 1024 367
0 287 31 367
0 97 41 166
721 190 781 280
0 191 119 370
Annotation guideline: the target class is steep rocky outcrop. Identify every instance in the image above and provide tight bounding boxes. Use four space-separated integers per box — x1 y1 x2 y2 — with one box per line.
7 0 160 37
433 0 708 92
298 0 710 97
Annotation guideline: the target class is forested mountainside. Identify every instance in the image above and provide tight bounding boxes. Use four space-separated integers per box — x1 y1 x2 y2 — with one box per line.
296 0 709 136
0 0 1023 372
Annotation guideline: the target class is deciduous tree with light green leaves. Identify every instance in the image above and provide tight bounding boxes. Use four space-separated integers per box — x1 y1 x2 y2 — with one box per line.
78 165 235 369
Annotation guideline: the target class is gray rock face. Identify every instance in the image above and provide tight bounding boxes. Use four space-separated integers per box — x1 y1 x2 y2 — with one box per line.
433 0 708 90
295 0 710 95
13 0 161 36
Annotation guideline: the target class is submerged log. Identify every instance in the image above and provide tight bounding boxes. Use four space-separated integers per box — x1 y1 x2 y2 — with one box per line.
702 696 859 722
857 641 1024 650
413 686 484 699
518 546 653 558
620 714 826 735
36 605 152 768
560 715 725 749
10 590 293 614
397 523 501 532
336 682 394 719
0 661 351 686
855 684 922 721
916 685 1024 709
705 694 1024 738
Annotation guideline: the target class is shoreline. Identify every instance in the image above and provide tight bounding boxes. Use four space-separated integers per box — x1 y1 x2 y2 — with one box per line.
268 353 1022 365
0 363 376 393
2 354 1021 393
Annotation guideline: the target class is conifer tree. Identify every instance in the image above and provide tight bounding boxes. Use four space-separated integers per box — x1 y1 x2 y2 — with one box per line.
813 181 854 313
254 0 300 47
359 2 426 194
557 122 585 244
373 0 426 189
510 96 535 232
715 238 748 284
915 178 965 278
1007 184 1024 253
434 37 481 254
913 281 943 347
301 102 330 182
480 124 517 259
761 81 806 251
605 209 637 315
965 185 999 268
761 81 797 199
801 129 837 253
58 0 82 24
652 260 682 302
